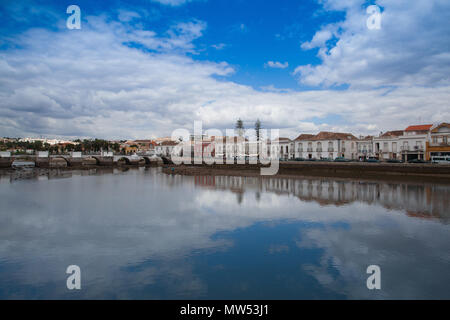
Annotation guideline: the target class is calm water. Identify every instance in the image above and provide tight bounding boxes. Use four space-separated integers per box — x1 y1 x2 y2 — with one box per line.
0 167 449 299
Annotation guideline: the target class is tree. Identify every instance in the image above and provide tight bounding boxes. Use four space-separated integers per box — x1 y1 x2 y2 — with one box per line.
255 119 261 142
255 119 261 161
235 118 244 137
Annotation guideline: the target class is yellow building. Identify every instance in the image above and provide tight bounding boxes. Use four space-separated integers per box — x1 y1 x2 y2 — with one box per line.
426 123 450 161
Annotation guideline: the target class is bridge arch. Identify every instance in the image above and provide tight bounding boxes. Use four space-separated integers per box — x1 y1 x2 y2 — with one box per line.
161 156 173 165
142 156 151 165
90 156 101 165
53 156 70 165
117 157 131 165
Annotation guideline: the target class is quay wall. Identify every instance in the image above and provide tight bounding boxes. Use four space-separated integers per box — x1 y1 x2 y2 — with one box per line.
162 162 450 183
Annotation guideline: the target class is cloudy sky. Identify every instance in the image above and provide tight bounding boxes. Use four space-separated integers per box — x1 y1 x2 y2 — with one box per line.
0 0 449 139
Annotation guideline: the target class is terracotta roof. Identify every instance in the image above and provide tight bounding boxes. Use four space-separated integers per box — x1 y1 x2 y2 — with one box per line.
380 130 403 138
134 140 155 143
159 141 179 146
431 122 450 133
278 137 292 142
294 134 315 141
405 124 432 131
311 131 358 141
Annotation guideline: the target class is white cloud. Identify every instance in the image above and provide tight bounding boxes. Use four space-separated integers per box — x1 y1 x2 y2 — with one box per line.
0 11 449 140
265 61 289 69
211 43 226 50
117 10 141 22
151 0 196 6
301 28 334 50
296 0 450 88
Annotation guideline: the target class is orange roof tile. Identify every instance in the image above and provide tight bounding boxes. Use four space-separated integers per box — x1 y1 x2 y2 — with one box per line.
405 124 432 131
294 134 315 141
311 131 358 141
380 130 403 137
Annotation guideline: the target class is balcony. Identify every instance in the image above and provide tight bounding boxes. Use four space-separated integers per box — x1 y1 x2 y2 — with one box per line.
316 148 322 152
328 147 334 152
307 147 313 152
429 142 449 147
401 146 424 152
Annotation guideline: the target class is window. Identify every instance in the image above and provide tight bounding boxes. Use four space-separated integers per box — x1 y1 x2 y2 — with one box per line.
403 141 408 150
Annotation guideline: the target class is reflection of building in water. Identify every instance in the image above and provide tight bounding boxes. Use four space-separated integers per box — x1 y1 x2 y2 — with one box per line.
199 175 450 221
194 176 216 187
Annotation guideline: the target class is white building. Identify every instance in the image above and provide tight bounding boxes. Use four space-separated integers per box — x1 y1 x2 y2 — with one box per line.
277 137 294 160
356 136 374 160
373 130 403 160
399 125 432 162
155 140 180 157
294 132 358 160
373 124 433 161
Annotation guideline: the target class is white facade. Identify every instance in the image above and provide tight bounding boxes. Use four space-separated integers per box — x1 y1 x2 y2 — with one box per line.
356 138 374 160
155 142 179 156
373 125 432 161
278 139 294 160
294 133 358 160
373 132 402 160
398 134 427 161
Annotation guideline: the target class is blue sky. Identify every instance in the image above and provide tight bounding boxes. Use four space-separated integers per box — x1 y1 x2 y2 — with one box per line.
0 0 449 139
1 0 344 89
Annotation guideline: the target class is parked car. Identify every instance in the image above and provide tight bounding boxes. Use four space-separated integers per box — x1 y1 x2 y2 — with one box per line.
334 157 351 162
294 157 305 161
387 159 402 163
366 157 380 163
408 159 427 163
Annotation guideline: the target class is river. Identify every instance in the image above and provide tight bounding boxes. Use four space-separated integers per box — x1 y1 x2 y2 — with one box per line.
0 167 449 299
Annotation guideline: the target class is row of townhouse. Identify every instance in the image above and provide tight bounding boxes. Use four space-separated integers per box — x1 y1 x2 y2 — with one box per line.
127 122 450 161
372 123 450 161
274 122 450 162
293 132 359 160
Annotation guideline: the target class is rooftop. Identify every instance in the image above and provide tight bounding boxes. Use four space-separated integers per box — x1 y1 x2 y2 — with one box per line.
380 130 404 138
405 124 433 132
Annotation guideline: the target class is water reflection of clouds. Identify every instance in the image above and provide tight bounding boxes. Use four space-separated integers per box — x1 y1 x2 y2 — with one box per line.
296 213 450 299
0 169 449 299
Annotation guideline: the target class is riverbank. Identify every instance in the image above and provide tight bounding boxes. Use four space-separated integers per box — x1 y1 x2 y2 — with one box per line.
161 162 450 184
2 161 450 184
